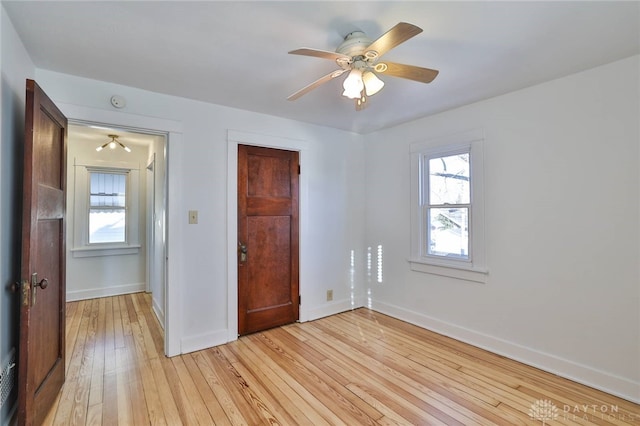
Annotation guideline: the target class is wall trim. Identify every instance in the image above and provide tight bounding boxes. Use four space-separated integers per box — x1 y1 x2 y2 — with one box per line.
152 297 165 329
372 300 640 404
181 329 228 354
307 298 363 322
66 283 145 302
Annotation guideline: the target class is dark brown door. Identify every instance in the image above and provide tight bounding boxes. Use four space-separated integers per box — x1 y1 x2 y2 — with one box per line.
238 145 299 335
17 80 67 425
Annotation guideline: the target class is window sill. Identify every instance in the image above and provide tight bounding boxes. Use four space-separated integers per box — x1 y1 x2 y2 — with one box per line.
71 245 141 258
408 258 488 283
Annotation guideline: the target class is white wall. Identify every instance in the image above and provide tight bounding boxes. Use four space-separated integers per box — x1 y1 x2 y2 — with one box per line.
0 5 35 423
366 55 640 402
34 69 367 354
65 131 149 301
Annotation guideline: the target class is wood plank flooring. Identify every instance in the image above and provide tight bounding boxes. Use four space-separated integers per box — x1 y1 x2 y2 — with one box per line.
43 293 639 425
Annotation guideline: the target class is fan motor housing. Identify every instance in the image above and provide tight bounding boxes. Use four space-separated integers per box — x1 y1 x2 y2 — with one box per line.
336 31 372 57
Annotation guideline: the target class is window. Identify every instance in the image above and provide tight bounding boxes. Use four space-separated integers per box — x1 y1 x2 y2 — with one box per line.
426 150 470 259
410 129 487 282
71 160 141 257
89 171 127 244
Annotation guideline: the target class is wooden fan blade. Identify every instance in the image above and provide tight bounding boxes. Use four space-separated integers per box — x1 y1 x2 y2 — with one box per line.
287 69 347 101
376 61 439 83
289 48 351 62
364 22 423 59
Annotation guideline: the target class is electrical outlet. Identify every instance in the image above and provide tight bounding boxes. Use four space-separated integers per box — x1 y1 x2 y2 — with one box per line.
326 289 333 301
188 210 198 224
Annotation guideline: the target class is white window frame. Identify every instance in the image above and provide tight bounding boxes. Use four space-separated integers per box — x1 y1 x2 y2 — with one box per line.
410 129 488 283
71 158 141 257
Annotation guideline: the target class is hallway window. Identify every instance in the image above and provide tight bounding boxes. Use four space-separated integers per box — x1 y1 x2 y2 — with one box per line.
71 160 141 257
89 171 127 243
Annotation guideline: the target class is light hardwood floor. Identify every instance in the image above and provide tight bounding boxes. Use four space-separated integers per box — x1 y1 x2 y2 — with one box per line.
43 293 639 425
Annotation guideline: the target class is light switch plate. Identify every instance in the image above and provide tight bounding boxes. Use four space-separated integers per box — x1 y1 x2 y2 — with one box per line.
188 210 198 224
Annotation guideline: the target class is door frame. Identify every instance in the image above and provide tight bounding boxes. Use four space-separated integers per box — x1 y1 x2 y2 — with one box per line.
146 153 156 294
226 130 309 340
54 102 183 356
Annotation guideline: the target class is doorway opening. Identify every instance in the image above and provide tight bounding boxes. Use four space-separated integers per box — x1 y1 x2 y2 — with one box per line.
66 123 167 335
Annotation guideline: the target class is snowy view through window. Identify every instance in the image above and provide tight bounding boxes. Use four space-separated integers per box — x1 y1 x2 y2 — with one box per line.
89 172 127 243
427 152 470 259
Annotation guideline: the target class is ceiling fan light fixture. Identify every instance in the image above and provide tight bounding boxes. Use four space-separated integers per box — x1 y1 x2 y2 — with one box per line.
342 69 364 99
287 22 439 109
336 31 372 57
363 71 384 96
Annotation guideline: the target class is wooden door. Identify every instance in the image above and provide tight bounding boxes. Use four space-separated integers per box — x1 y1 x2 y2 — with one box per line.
238 145 299 335
17 80 67 425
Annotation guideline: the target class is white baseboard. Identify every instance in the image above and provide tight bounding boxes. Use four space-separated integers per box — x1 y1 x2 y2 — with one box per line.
372 300 640 404
306 297 363 322
152 297 165 329
66 283 146 302
222 297 366 346
181 329 228 355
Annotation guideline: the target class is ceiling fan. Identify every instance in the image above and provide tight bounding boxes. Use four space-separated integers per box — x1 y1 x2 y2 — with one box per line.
287 22 439 111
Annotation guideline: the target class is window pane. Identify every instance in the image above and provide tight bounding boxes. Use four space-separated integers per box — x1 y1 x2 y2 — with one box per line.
428 207 469 258
90 172 126 207
428 153 470 205
89 171 127 244
89 209 126 243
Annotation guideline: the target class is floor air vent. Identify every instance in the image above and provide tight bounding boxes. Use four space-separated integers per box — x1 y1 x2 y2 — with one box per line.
0 348 16 409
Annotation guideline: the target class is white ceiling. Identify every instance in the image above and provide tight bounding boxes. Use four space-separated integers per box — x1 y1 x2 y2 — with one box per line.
69 124 157 150
4 1 639 134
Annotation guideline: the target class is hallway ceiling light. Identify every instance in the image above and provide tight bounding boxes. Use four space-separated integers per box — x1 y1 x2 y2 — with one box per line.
96 134 131 152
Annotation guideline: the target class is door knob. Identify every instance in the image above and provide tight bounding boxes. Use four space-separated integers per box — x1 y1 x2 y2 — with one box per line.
30 273 48 306
238 242 248 263
36 278 48 289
